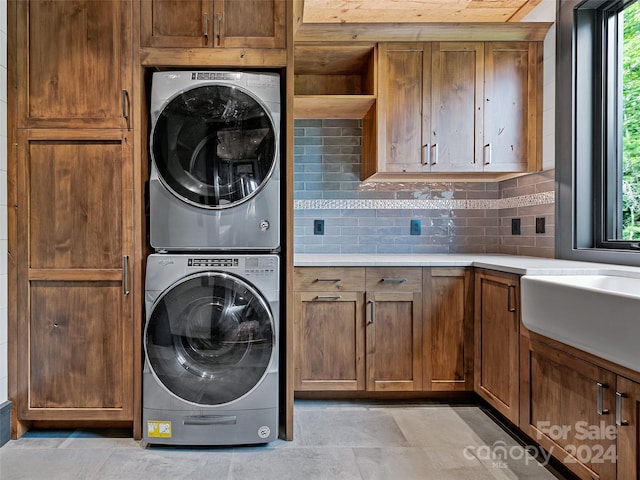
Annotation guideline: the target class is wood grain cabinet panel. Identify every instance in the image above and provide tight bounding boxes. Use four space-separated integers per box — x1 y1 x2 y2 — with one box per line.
474 269 520 424
16 131 134 422
521 339 617 480
369 40 541 179
28 281 130 416
423 267 473 391
293 292 365 391
430 42 484 172
483 42 542 173
365 267 423 392
617 376 640 480
16 0 132 129
141 0 286 49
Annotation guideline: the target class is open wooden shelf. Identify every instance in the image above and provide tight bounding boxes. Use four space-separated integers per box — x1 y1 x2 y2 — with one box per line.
294 95 375 119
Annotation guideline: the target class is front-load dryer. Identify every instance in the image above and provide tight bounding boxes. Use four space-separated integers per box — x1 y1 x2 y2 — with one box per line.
143 253 279 445
149 71 280 251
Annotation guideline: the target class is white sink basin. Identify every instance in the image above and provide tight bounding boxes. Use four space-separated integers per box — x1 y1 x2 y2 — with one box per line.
521 274 640 371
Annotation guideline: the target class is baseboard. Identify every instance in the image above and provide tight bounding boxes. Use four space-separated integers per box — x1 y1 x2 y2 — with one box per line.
0 401 12 447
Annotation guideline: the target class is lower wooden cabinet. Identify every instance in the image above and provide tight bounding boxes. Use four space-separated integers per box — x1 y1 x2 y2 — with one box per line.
293 266 474 394
617 376 640 479
423 267 474 391
365 267 423 391
521 338 617 480
293 291 365 391
293 266 423 392
474 269 521 424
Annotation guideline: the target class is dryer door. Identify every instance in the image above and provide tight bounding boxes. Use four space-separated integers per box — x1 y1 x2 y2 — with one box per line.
145 272 275 406
151 84 277 209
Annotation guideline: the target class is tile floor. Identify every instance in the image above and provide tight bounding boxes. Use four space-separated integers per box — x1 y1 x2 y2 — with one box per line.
0 401 573 480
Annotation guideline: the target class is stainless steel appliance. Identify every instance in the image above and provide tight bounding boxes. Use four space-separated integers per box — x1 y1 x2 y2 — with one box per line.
143 254 279 445
149 71 281 251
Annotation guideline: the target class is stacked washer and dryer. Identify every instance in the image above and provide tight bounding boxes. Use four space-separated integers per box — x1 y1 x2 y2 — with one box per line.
143 71 281 446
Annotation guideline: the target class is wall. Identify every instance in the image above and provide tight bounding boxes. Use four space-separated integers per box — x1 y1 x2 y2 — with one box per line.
0 0 8 405
294 1 557 258
294 120 555 257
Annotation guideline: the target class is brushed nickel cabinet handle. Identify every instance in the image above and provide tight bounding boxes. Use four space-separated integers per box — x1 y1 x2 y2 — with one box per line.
484 143 492 165
315 278 341 283
421 144 430 166
315 296 341 301
203 13 209 41
431 144 438 165
367 300 375 325
381 278 407 283
121 90 129 121
216 13 222 44
616 392 629 426
123 255 130 296
507 285 516 312
597 382 609 415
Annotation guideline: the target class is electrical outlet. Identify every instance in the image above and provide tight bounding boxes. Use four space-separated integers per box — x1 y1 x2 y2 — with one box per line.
536 217 546 234
511 218 521 235
314 219 324 235
410 219 421 235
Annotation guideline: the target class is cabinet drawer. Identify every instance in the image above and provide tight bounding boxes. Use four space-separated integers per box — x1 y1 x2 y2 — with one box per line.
293 267 365 292
365 267 422 291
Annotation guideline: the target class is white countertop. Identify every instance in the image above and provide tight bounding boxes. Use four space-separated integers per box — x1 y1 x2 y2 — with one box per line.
294 253 640 277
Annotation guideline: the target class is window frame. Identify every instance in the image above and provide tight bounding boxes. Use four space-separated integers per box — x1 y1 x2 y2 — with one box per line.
556 0 640 266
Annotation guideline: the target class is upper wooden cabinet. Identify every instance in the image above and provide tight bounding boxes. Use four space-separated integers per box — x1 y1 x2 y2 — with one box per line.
141 0 286 49
366 40 541 180
15 0 132 129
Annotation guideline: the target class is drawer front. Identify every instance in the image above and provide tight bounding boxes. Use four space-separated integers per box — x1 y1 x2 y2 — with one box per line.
293 267 365 292
365 267 422 291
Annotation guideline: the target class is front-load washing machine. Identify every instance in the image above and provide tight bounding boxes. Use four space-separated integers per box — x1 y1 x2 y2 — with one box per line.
149 71 280 251
143 253 279 445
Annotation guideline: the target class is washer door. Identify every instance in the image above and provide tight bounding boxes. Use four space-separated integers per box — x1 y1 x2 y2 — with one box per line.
151 84 277 209
145 272 275 406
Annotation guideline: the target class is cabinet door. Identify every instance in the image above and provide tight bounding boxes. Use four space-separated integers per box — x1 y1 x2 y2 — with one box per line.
216 0 286 49
474 270 520 423
430 42 484 172
617 376 640 480
141 0 212 47
483 42 541 172
377 43 430 173
17 0 132 129
423 268 473 391
365 291 423 391
17 131 134 421
141 0 285 49
522 340 617 480
294 292 365 391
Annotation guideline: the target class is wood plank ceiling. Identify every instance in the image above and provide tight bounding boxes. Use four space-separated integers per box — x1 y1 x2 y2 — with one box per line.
300 0 543 23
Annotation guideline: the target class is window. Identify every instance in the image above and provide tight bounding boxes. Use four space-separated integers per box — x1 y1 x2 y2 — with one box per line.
601 0 640 245
558 0 640 262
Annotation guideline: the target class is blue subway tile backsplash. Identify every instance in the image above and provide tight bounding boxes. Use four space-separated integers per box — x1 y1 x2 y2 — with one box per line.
294 119 555 257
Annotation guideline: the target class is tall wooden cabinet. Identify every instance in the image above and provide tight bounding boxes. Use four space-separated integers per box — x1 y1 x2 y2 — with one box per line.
141 0 286 49
11 0 136 428
474 269 521 424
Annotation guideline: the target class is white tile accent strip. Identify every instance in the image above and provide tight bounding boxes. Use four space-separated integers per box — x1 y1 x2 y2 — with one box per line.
294 191 555 210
